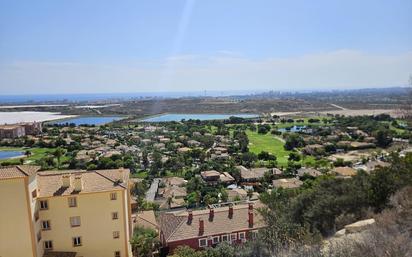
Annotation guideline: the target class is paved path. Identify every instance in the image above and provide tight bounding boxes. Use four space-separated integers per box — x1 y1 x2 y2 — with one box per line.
145 178 161 202
274 136 285 143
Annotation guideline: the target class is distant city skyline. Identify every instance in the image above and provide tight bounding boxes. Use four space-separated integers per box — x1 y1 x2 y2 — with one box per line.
0 0 411 94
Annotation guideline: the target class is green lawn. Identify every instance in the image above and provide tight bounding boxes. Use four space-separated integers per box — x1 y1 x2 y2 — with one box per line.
246 130 315 168
246 130 291 167
131 170 148 179
0 147 60 165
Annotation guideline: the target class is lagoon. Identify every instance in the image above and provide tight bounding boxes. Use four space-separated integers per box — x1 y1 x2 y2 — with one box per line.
142 113 258 122
0 111 74 125
52 116 125 126
0 150 24 160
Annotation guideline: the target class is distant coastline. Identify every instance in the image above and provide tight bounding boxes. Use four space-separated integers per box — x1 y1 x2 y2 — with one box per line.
0 87 408 104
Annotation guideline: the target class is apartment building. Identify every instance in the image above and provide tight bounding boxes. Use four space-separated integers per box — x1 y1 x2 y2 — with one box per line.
0 124 26 138
0 122 42 139
0 165 133 257
158 202 265 254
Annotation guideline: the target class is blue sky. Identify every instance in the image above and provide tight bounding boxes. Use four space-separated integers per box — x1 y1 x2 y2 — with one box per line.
0 0 411 94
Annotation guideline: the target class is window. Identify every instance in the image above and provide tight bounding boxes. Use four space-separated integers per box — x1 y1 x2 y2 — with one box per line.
70 216 81 227
41 220 51 230
68 197 77 207
114 251 121 257
112 212 118 220
32 190 37 199
40 200 48 210
221 234 229 242
239 232 246 241
251 230 259 239
198 238 207 247
230 233 237 242
44 240 53 250
73 236 82 247
212 236 220 244
113 231 120 239
110 192 117 200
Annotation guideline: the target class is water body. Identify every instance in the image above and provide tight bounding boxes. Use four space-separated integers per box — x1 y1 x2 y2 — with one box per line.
0 150 24 160
278 125 306 132
142 113 258 122
0 90 265 104
0 111 75 125
52 116 125 126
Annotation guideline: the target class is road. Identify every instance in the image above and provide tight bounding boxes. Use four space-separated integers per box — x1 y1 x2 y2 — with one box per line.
330 103 348 110
145 178 161 202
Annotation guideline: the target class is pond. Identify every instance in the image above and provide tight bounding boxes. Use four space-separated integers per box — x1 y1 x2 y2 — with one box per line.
0 150 24 160
278 125 306 133
51 116 125 126
141 113 258 122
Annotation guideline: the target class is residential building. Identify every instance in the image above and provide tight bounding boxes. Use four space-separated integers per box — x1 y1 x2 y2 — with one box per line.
200 170 221 185
158 202 265 254
226 188 248 201
272 178 303 189
297 167 322 178
0 165 133 257
237 166 273 184
134 210 158 232
23 122 43 135
0 124 26 138
0 122 42 139
332 166 357 178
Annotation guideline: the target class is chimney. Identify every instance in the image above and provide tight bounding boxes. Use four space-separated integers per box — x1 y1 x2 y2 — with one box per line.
118 169 124 183
228 204 233 219
187 210 193 224
248 210 254 228
199 218 204 235
62 174 71 188
248 202 253 211
209 207 214 221
74 175 83 192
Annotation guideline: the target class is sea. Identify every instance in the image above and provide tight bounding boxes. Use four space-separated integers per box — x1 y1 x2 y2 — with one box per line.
0 90 264 104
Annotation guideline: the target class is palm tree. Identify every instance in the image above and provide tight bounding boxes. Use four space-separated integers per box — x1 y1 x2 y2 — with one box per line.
53 147 65 169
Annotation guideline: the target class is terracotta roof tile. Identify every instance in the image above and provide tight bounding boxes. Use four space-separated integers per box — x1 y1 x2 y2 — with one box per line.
37 169 129 197
0 165 40 179
159 202 265 243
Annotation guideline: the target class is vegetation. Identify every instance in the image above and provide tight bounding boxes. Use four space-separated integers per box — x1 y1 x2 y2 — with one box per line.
170 154 412 257
130 226 159 257
247 130 291 167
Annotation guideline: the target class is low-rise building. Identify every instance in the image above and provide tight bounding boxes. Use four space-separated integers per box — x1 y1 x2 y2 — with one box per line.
297 167 322 178
226 188 248 201
237 166 271 184
158 202 265 253
201 170 221 185
163 177 187 187
332 166 357 178
272 178 303 189
134 210 158 232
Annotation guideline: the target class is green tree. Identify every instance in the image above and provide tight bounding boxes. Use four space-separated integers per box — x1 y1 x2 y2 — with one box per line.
53 147 65 168
130 226 159 257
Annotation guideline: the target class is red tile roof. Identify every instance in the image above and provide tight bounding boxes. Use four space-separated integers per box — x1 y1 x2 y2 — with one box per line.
158 202 265 243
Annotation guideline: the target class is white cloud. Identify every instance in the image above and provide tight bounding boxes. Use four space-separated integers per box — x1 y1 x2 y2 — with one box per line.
0 50 411 94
